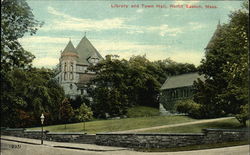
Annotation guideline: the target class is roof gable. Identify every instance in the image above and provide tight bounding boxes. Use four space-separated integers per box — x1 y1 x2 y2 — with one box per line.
76 36 103 64
62 40 77 54
205 22 222 50
160 72 205 90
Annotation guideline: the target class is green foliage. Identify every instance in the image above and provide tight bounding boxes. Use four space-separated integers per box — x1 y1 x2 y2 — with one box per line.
1 0 43 71
236 104 249 127
89 55 196 118
1 68 65 127
153 58 197 84
69 95 91 109
75 104 93 122
193 3 249 121
59 98 74 128
126 106 159 118
175 100 202 118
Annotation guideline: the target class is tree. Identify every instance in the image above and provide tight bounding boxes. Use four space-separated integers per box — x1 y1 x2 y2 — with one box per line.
153 58 197 84
89 55 197 118
1 0 45 127
75 104 93 131
193 3 249 124
1 0 43 71
89 55 130 118
0 68 65 127
59 98 74 129
236 104 249 127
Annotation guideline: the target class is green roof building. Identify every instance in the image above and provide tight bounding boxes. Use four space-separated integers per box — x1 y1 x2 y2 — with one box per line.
159 72 205 115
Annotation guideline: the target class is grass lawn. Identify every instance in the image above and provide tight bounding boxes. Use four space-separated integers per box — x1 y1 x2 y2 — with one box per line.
29 115 196 134
139 118 249 133
126 106 159 118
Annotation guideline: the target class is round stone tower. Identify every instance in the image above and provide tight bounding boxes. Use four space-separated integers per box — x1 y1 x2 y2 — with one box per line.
59 40 79 97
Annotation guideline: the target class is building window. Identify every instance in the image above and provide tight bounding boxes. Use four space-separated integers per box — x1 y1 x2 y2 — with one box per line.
70 84 73 89
59 63 61 71
80 89 84 95
70 72 73 80
64 63 67 72
71 63 73 71
64 72 67 80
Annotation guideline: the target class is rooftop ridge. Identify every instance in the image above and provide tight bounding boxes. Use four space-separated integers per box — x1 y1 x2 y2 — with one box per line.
62 40 77 54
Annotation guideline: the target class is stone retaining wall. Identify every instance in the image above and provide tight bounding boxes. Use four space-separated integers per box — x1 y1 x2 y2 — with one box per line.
96 129 249 148
96 133 205 148
1 128 248 148
1 128 95 144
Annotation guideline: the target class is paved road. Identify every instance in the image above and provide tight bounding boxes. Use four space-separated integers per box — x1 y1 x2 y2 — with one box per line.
1 137 249 155
113 117 234 133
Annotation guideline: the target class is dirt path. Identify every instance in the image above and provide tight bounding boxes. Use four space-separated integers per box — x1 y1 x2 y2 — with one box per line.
112 117 234 133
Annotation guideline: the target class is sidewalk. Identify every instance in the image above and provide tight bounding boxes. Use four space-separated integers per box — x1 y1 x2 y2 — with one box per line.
113 117 234 133
0 135 127 151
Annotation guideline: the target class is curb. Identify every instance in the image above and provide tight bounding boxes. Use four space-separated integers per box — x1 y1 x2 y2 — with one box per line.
1 137 128 152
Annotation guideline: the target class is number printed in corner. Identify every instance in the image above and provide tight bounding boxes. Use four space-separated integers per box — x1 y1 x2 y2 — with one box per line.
9 144 21 149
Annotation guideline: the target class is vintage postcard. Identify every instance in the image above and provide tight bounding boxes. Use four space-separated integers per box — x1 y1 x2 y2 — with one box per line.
1 0 248 154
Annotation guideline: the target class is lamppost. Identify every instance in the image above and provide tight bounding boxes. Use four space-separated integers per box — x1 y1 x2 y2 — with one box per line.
40 113 45 145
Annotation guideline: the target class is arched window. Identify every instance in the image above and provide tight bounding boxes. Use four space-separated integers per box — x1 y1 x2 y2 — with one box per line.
64 62 67 72
71 63 73 71
70 72 73 80
70 84 73 89
64 72 67 80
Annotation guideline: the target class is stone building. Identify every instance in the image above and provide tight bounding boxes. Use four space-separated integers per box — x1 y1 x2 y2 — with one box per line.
159 72 205 115
54 36 103 98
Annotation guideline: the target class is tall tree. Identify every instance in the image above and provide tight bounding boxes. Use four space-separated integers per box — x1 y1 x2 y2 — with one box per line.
1 0 44 127
193 2 249 124
1 0 42 71
59 98 74 129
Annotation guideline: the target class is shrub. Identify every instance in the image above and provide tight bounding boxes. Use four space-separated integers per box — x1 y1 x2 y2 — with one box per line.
236 104 249 127
175 99 202 118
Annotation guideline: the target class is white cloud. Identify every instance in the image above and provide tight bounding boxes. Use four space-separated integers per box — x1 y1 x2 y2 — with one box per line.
188 22 207 30
94 40 167 53
126 30 144 34
136 9 144 13
167 50 204 66
33 57 59 68
43 6 183 37
93 39 203 66
147 24 182 37
43 6 127 32
19 36 70 44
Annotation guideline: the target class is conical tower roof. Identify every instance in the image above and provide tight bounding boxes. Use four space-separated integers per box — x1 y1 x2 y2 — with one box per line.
62 40 77 54
205 22 222 50
76 36 103 64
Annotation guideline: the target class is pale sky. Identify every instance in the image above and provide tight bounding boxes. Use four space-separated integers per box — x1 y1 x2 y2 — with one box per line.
19 0 243 68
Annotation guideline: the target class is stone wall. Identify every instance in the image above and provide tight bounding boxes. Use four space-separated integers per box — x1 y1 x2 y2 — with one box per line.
2 128 248 148
96 129 249 148
1 128 95 144
96 133 205 148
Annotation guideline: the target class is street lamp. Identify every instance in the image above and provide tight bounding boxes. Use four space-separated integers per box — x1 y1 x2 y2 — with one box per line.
40 113 45 145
